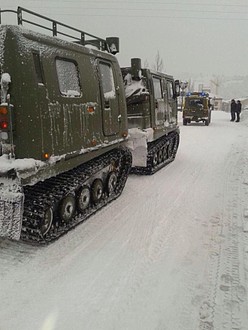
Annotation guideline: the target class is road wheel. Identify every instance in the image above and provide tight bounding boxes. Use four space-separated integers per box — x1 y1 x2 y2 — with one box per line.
59 195 76 223
40 207 53 236
205 119 209 126
77 186 90 212
172 135 179 157
152 151 158 166
106 172 118 195
91 179 104 204
167 142 173 158
183 118 188 125
158 149 163 164
162 146 167 161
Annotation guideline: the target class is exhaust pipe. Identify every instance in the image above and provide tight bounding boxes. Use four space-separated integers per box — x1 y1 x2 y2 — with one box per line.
131 58 141 80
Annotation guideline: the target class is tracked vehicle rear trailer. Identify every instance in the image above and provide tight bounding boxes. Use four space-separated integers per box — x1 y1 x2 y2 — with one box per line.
0 8 131 243
122 58 180 174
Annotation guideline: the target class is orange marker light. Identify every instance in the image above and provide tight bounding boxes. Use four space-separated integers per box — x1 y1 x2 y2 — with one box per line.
91 139 97 146
87 106 95 113
0 107 8 115
122 131 128 138
43 153 50 159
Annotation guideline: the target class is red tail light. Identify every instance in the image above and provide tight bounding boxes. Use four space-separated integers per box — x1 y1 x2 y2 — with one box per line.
0 106 9 130
0 121 8 129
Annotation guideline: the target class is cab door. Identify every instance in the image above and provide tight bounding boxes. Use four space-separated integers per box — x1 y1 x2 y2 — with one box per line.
98 60 120 136
165 79 177 125
152 75 166 127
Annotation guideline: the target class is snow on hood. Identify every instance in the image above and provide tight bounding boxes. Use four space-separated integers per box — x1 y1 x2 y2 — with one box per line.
123 73 148 98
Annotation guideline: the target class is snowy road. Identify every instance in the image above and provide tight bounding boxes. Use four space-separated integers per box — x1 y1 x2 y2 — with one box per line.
1 110 248 330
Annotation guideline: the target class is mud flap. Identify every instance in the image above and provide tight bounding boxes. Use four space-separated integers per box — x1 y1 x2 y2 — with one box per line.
0 190 24 240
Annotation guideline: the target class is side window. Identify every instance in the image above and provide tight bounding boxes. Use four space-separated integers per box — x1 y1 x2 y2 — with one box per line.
99 62 116 100
56 58 81 97
167 81 174 99
153 77 162 99
33 52 44 84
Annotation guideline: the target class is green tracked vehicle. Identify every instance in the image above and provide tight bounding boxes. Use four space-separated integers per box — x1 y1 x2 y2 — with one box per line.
0 7 132 243
182 91 212 126
121 58 180 174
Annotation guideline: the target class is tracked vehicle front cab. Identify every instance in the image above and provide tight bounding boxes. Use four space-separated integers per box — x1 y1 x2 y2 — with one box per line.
121 58 180 174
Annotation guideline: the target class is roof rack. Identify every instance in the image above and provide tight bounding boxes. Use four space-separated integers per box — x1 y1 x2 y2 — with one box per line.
0 6 119 54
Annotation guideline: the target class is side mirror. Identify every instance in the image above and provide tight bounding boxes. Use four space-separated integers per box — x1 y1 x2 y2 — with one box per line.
174 79 180 98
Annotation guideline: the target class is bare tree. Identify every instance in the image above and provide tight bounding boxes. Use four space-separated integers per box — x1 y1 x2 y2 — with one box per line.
144 59 149 68
152 50 164 72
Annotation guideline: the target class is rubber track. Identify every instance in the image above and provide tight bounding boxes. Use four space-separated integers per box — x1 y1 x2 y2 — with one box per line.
20 147 132 244
131 130 180 175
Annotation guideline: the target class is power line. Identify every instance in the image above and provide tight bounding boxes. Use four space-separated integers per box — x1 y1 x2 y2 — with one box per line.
13 7 248 15
2 3 248 21
3 0 248 7
41 13 248 21
2 4 247 16
16 0 248 7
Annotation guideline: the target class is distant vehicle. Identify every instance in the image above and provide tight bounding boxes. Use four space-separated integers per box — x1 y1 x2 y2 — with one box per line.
121 58 180 174
0 7 132 243
182 92 212 126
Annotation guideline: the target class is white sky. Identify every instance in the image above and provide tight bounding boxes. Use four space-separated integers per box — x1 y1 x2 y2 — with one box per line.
1 0 248 77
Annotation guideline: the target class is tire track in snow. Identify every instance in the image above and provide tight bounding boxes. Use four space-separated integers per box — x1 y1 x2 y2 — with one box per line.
49 127 221 330
0 239 38 275
81 165 201 329
91 151 216 330
198 133 248 330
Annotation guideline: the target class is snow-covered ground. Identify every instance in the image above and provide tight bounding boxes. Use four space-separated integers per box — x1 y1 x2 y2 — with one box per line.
1 110 248 330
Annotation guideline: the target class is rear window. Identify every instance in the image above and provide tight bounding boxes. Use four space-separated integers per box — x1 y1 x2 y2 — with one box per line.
99 62 116 100
56 59 81 97
152 77 162 99
167 81 174 99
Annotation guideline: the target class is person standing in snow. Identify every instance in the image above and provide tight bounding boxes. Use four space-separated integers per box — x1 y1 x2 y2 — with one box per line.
230 99 237 121
236 100 242 122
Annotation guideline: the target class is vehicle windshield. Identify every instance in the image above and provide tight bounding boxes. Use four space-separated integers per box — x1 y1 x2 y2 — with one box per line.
189 98 203 107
